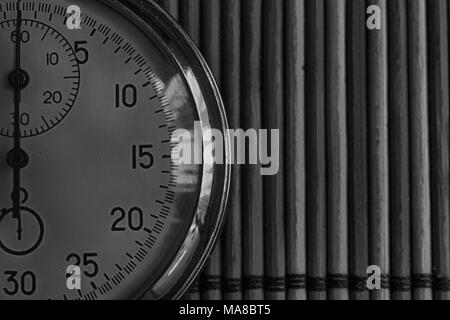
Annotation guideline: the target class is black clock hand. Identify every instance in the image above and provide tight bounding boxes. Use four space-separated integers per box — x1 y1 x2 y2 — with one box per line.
7 0 28 240
12 0 23 240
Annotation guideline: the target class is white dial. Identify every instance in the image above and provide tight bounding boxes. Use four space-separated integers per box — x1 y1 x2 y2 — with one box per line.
0 0 229 300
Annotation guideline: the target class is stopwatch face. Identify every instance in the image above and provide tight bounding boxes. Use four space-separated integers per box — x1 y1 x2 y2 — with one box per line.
0 0 229 300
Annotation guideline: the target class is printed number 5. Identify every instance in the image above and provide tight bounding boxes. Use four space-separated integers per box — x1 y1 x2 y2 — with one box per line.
67 5 82 30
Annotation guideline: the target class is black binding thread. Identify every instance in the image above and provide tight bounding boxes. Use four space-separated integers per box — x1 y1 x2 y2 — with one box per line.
196 273 435 293
307 277 327 292
243 276 264 290
264 277 286 292
380 274 390 289
390 276 411 291
327 274 349 289
287 274 306 290
222 278 242 293
349 276 369 291
412 274 433 289
200 275 222 291
433 276 450 291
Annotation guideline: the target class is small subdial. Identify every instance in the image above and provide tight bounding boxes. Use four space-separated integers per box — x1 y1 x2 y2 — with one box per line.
0 19 80 138
0 189 44 256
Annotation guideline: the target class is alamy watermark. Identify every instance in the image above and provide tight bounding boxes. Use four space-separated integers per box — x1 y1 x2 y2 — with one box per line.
367 265 382 290
66 265 81 290
171 121 280 176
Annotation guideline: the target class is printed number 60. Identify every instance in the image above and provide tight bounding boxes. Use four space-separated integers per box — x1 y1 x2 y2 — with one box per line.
67 5 82 30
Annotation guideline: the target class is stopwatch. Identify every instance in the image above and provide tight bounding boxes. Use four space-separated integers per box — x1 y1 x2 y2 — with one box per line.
0 0 230 300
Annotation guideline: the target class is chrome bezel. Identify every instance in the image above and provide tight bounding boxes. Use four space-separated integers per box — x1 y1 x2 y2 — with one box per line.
98 0 230 300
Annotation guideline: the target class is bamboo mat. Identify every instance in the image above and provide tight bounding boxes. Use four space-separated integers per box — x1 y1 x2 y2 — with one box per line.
157 0 447 300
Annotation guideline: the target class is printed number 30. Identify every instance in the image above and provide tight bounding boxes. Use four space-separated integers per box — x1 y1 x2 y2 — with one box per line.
67 5 82 30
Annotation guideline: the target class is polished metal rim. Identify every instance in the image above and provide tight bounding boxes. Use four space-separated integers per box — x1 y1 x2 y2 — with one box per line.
98 0 231 300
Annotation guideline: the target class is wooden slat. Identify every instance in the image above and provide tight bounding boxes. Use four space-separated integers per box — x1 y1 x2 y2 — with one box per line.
221 0 243 300
408 0 433 301
199 0 222 301
177 0 200 302
347 0 370 301
262 0 285 300
305 0 327 300
172 0 450 302
388 0 411 300
367 0 390 300
427 0 450 301
326 0 348 301
179 0 200 46
285 0 306 301
242 0 265 300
